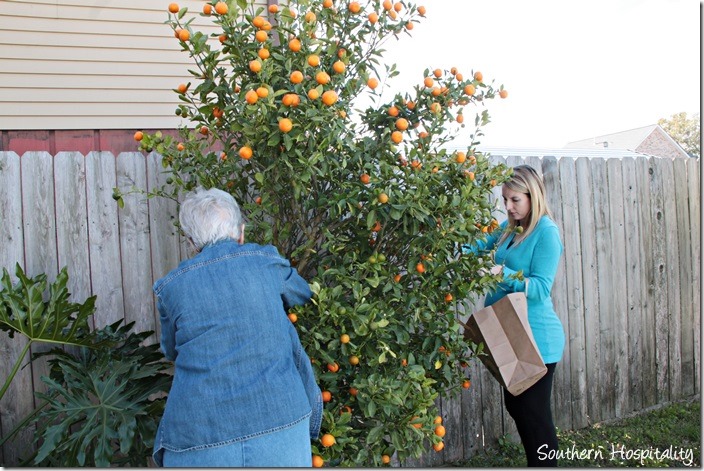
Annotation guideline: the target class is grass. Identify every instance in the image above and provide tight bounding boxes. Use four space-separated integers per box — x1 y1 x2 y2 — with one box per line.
454 399 700 467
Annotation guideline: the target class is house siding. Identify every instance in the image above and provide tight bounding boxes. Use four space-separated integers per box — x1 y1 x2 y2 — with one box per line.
0 0 269 152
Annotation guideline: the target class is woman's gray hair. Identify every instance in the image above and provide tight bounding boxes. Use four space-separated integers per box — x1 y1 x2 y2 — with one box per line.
179 187 242 250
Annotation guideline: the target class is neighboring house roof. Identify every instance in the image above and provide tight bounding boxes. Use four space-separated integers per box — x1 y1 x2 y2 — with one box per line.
565 124 691 159
442 144 653 160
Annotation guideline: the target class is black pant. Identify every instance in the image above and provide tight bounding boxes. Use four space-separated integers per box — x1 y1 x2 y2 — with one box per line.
503 362 558 467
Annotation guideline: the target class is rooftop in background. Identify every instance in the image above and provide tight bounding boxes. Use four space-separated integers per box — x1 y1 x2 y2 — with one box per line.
565 124 691 159
442 144 654 160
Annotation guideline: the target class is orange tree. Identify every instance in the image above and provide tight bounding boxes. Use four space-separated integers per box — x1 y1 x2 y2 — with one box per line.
126 0 511 466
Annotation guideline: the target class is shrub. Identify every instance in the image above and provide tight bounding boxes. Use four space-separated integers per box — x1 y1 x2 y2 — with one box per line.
119 0 510 465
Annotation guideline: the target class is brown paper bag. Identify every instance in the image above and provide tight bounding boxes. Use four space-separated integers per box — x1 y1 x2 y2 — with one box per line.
461 292 547 396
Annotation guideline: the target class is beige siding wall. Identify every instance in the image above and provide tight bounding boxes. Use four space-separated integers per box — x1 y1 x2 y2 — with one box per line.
0 0 268 131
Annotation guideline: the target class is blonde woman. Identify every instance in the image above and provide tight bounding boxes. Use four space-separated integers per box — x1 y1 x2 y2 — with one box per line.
466 165 564 466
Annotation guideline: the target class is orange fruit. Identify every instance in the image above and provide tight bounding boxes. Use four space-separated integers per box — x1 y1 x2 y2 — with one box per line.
367 77 379 89
177 83 188 94
312 455 324 467
321 433 336 447
433 68 442 78
410 160 421 170
168 3 179 13
433 441 444 452
245 89 259 104
323 0 333 7
307 54 320 67
388 8 397 19
499 89 508 98
333 60 346 74
391 131 403 144
455 151 466 164
255 30 267 42
382 455 391 464
445 293 453 302
305 11 317 22
341 333 350 343
462 379 471 389
315 71 330 84
393 1 402 11
349 387 358 396
474 71 483 82
249 60 262 73
176 142 185 151
377 193 389 204
279 118 293 133
290 70 304 84
214 1 228 14
401 358 408 366
456 113 464 124
199 125 209 135
288 38 302 52
406 100 416 110
178 29 190 42
360 173 371 184
202 3 212 15
410 416 422 429
133 131 144 141
252 16 266 28
405 21 413 30
434 415 443 424
268 4 279 13
258 48 270 60
464 84 476 96
349 1 361 13
255 196 262 205
423 76 434 88
382 0 392 10
327 362 339 372
395 118 409 131
340 405 352 414
218 33 227 43
388 105 399 117
321 90 338 106
368 12 379 23
349 355 360 365
262 20 272 31
417 5 426 15
307 88 320 100
371 221 381 232
393 273 402 283
239 146 253 159
415 262 425 273
287 312 298 322
430 102 441 114
434 425 446 437
322 390 332 402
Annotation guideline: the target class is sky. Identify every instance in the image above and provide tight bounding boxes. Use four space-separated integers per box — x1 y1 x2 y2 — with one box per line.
363 0 701 149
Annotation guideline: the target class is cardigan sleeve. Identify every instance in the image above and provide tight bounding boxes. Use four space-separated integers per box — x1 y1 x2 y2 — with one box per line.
500 222 562 301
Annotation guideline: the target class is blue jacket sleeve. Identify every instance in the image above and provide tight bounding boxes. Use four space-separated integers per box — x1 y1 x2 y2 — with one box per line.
288 321 323 439
280 263 313 310
462 225 503 255
156 296 177 361
500 223 562 301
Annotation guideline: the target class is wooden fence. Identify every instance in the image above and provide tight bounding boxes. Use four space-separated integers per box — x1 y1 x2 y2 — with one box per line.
0 151 700 466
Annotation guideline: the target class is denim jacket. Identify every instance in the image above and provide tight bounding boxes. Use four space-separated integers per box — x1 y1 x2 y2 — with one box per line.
152 240 322 466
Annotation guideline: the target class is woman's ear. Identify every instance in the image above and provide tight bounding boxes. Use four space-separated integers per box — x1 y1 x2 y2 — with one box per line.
238 223 245 244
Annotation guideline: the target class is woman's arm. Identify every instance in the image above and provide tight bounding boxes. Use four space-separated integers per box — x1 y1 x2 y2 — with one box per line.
499 224 562 301
157 297 177 361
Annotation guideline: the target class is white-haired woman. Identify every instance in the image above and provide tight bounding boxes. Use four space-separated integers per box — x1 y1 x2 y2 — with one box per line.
151 187 322 467
466 165 564 466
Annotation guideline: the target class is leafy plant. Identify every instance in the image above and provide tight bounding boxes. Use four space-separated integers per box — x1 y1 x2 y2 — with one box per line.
28 320 172 467
118 0 511 465
0 264 96 402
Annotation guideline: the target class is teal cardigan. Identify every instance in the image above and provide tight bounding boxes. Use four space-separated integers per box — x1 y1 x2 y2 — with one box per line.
467 215 565 364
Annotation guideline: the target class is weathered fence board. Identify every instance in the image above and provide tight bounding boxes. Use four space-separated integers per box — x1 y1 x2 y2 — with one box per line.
621 158 644 414
686 158 700 395
0 152 700 467
606 159 630 418
0 152 33 466
117 152 158 342
20 152 59 407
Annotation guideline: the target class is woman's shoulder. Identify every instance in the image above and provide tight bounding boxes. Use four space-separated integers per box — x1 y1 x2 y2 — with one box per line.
536 215 559 231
